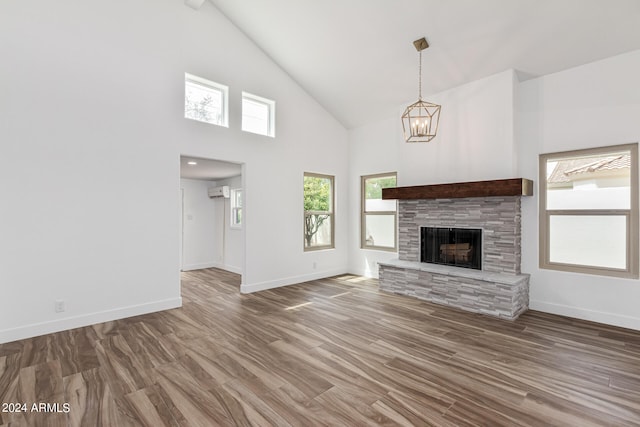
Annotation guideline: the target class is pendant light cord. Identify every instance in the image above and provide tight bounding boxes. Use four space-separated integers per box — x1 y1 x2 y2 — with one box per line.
418 49 423 101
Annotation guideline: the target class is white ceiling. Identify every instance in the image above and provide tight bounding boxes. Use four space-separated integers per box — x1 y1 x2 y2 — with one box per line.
180 156 242 180
208 0 640 129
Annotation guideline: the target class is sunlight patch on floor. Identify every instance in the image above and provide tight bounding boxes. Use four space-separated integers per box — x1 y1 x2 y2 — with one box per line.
329 292 351 298
348 276 375 283
285 302 313 311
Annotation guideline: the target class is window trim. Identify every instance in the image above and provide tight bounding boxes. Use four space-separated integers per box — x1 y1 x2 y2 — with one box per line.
303 172 335 251
539 143 639 279
361 172 398 252
241 92 276 137
184 73 229 127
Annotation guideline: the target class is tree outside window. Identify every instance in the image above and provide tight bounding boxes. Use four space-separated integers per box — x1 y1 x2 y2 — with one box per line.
304 173 334 250
184 73 228 127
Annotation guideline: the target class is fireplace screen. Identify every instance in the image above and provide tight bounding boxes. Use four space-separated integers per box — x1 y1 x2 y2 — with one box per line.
421 227 482 270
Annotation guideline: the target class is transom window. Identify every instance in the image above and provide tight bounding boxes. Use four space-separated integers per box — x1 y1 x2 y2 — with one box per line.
303 173 334 251
361 173 397 251
184 73 228 127
539 143 638 278
242 92 275 137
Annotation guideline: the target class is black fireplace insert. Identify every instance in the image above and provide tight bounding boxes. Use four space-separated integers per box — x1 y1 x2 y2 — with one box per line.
421 227 482 270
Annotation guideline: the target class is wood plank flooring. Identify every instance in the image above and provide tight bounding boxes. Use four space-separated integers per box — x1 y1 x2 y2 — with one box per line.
1 268 640 426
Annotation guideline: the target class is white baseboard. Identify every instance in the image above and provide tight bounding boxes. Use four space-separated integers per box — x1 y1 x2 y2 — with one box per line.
183 262 242 275
530 300 640 331
181 262 218 271
0 297 182 344
241 268 348 294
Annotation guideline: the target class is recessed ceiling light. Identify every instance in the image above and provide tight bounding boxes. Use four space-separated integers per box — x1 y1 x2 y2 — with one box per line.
187 161 197 165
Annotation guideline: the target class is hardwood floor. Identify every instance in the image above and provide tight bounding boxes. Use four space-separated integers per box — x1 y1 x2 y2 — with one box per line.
1 268 640 426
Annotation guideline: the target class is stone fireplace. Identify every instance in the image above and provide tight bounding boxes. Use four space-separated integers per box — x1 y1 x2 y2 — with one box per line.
378 178 532 320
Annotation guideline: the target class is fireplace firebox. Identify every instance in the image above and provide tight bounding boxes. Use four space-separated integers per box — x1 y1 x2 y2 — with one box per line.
421 227 482 270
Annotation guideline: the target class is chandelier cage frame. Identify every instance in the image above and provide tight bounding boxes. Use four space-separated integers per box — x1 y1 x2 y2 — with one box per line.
402 37 441 143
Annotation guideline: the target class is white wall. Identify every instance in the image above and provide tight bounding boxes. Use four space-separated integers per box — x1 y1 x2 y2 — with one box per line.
0 0 183 343
398 69 517 186
177 3 349 294
216 175 244 274
517 49 640 330
180 176 243 274
348 70 517 277
348 117 400 276
0 0 348 343
180 179 219 271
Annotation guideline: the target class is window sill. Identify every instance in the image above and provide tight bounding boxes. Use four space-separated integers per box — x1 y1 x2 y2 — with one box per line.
540 261 639 280
361 245 397 253
304 246 335 252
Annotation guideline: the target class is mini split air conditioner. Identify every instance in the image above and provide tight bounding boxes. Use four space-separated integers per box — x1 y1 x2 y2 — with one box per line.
208 185 230 198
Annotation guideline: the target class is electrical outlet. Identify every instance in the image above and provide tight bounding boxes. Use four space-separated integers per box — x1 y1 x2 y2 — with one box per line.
313 261 317 269
55 300 65 313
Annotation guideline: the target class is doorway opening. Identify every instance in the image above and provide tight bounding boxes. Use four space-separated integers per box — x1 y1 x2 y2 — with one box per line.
179 155 244 287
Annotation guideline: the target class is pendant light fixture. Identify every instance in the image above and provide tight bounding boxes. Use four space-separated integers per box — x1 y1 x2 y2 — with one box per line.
402 37 441 143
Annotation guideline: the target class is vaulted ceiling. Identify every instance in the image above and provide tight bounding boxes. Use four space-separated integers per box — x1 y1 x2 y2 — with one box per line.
207 0 640 129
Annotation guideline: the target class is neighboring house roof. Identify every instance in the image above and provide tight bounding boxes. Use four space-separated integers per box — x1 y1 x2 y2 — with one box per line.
548 154 630 184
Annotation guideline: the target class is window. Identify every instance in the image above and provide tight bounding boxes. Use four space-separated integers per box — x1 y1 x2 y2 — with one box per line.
539 143 638 278
230 188 242 228
304 173 334 250
242 92 275 137
361 173 397 251
184 73 228 127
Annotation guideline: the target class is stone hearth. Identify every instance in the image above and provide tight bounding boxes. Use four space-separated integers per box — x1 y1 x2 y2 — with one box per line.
378 180 531 320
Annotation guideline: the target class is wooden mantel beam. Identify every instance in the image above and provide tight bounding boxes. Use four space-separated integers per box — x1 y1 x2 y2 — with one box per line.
382 178 533 200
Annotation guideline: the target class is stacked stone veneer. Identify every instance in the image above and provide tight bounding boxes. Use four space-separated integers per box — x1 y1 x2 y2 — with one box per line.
379 196 530 320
